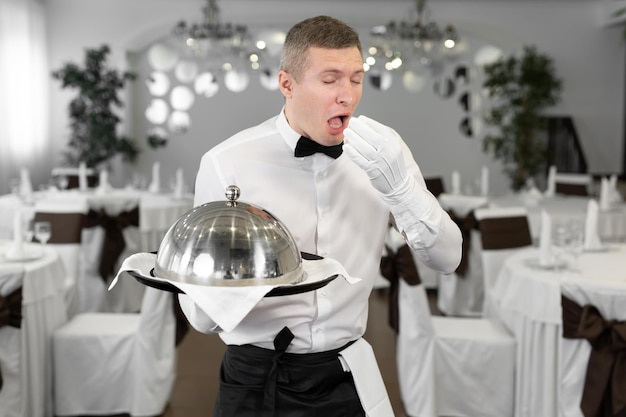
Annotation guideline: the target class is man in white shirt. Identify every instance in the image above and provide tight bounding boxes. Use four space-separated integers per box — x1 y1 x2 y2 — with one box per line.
180 15 462 417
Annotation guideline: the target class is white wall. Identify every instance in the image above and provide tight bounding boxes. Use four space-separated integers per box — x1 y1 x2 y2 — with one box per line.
43 0 625 196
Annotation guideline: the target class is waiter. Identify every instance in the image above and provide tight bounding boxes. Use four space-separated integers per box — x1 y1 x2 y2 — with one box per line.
179 15 462 417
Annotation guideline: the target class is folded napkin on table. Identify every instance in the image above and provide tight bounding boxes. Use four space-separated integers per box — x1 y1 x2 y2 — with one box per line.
5 210 25 259
599 177 611 210
480 166 489 196
609 174 623 204
19 168 34 203
451 170 461 195
111 252 360 333
538 210 552 267
95 170 113 195
78 162 88 191
544 165 557 197
173 168 184 199
583 199 602 250
148 162 161 193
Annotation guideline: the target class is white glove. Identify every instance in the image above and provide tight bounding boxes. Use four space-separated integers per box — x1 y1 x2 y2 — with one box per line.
344 115 461 273
344 115 412 202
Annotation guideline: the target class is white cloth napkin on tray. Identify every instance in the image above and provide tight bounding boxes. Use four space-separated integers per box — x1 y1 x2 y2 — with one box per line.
111 252 360 333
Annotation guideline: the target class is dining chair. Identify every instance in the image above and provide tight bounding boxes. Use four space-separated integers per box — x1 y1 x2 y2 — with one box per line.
396 278 516 417
52 285 177 417
51 167 98 189
436 194 489 317
474 206 533 314
0 268 24 417
33 201 88 318
553 172 593 196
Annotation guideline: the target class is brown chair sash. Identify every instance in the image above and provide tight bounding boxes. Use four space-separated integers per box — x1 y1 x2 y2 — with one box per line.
478 216 532 250
448 210 478 277
380 244 421 334
65 174 98 189
562 295 626 417
0 286 23 393
0 286 22 329
424 177 445 198
33 212 83 244
83 207 140 281
556 183 589 196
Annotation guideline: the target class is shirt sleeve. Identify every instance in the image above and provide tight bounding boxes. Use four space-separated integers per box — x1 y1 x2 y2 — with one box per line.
193 151 230 207
390 141 463 275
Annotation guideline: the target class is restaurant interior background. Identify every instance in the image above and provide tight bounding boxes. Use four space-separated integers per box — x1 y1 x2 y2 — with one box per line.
2 0 625 197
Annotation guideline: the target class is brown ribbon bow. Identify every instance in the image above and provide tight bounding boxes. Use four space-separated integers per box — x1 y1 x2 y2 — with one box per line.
83 207 140 281
562 295 626 417
0 286 23 392
448 210 478 277
380 244 421 333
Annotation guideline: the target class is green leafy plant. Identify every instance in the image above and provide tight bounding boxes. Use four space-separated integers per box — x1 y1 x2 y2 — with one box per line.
482 45 563 190
52 45 139 168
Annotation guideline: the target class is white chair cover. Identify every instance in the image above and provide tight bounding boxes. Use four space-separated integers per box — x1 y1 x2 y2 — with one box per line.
33 200 89 318
397 279 516 417
437 194 488 316
474 206 533 314
53 286 177 416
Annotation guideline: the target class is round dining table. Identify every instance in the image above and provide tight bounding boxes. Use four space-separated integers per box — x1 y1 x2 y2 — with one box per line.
0 240 68 417
484 244 626 417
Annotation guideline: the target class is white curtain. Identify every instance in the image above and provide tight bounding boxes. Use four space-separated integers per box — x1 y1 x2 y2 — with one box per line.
0 0 49 194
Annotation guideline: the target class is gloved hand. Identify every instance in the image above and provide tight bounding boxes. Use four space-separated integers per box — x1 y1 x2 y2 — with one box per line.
343 115 412 200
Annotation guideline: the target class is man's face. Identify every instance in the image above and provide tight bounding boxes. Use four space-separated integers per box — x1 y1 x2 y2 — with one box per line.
279 46 364 146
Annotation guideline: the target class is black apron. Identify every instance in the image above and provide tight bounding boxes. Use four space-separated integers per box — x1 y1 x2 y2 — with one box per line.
213 327 365 417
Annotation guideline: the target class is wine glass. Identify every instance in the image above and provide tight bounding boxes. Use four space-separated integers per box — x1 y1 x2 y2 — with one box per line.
34 221 52 245
551 219 570 271
564 218 584 271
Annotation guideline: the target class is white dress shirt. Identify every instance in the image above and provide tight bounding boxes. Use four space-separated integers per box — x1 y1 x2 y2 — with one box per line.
180 110 461 353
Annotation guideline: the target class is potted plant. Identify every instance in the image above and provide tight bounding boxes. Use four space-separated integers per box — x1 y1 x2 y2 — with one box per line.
52 44 140 168
481 45 563 191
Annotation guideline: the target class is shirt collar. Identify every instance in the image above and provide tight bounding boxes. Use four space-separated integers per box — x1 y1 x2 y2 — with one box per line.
276 108 301 154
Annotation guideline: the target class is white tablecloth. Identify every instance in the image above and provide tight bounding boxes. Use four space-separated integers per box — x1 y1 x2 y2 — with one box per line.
485 244 626 417
0 190 193 313
0 241 68 417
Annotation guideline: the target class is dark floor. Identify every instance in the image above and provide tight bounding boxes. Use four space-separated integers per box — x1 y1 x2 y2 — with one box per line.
160 287 442 417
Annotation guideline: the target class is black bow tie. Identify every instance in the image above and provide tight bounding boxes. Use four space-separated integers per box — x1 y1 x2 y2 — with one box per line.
294 136 343 159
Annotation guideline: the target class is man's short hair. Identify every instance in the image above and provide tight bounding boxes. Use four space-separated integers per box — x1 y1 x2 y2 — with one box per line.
280 15 362 81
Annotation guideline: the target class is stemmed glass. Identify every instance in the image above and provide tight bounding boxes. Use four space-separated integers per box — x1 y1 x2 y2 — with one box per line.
551 219 570 271
564 218 584 271
34 221 52 246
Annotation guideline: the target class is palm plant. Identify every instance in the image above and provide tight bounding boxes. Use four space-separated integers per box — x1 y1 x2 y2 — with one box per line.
52 45 139 168
482 45 562 190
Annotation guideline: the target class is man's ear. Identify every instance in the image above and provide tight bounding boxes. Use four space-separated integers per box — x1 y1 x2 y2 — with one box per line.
278 70 293 98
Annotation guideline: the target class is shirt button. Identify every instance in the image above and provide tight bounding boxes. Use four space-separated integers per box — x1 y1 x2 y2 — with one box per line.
314 327 322 334
319 290 327 297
